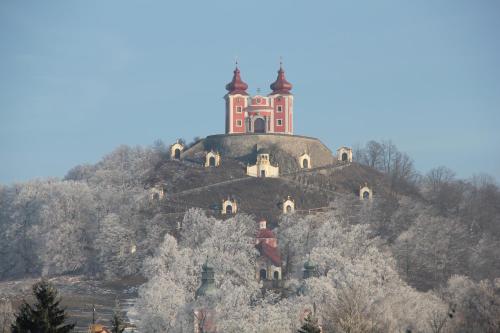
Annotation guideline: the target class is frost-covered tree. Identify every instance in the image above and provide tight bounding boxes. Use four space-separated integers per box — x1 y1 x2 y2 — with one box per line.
135 210 306 332
0 298 14 333
96 213 139 279
441 275 500 333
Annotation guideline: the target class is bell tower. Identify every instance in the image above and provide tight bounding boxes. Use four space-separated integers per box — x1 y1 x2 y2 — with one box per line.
269 61 294 135
224 62 248 134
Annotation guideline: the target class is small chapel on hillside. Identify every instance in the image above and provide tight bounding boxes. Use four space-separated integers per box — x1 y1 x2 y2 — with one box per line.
225 62 294 135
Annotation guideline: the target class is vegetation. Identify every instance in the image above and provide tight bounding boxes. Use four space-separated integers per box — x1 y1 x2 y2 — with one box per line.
0 139 499 331
11 279 75 333
297 313 321 333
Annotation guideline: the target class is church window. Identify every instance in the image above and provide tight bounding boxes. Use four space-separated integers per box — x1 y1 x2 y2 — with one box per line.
277 119 283 126
277 105 282 112
273 271 280 280
256 98 261 104
236 120 242 127
236 106 242 113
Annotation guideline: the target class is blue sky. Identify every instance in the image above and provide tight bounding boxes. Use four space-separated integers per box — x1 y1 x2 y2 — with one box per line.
1 0 499 184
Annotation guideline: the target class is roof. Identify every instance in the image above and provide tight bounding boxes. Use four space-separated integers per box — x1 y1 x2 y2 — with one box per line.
256 242 281 266
256 228 275 238
89 324 111 333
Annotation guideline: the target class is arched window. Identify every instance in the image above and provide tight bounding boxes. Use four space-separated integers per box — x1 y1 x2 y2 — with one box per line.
273 271 280 280
174 149 181 159
259 269 267 280
363 191 370 199
209 156 216 167
226 204 233 214
342 153 348 161
302 158 309 168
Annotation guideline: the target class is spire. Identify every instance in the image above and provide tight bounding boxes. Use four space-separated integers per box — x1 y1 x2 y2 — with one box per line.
195 260 216 298
270 59 293 95
225 61 249 95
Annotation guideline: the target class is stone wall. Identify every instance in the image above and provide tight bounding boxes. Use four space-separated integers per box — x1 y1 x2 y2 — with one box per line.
183 134 335 173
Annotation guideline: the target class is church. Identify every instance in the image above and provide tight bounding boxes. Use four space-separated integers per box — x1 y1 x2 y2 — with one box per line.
225 63 294 135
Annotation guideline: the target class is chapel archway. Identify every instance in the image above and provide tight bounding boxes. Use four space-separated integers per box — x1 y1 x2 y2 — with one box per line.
174 149 181 159
226 204 233 214
302 158 309 168
209 156 216 167
342 153 348 161
260 269 267 280
254 118 266 133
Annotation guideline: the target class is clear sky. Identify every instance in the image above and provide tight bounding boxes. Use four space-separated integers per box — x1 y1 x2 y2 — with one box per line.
1 0 499 184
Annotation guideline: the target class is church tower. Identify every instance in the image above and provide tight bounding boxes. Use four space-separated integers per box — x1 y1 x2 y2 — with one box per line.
269 62 294 134
224 62 294 135
224 63 249 134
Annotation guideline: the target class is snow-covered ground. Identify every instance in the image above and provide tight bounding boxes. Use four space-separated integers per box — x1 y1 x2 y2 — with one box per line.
0 275 141 332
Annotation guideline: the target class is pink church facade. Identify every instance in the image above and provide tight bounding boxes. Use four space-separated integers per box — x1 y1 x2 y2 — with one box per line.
224 63 294 135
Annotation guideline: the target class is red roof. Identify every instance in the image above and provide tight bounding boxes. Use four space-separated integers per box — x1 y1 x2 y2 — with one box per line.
256 242 282 266
257 228 276 239
270 65 292 95
226 65 248 95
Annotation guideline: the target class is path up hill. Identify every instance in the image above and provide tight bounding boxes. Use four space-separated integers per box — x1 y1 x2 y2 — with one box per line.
146 134 391 223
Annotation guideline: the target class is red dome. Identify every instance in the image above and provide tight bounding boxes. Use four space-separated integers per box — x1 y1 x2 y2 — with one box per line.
270 64 292 95
226 65 248 95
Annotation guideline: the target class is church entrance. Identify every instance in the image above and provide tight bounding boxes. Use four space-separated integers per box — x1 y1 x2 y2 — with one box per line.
209 156 216 167
259 269 267 280
254 118 266 133
363 191 370 199
260 170 266 178
342 153 348 161
226 204 233 214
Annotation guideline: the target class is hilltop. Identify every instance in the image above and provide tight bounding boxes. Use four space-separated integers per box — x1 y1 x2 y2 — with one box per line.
143 133 391 223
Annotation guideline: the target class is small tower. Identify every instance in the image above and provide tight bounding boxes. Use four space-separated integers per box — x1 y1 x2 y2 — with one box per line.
221 197 237 215
195 261 216 298
282 196 295 214
205 151 221 167
194 261 217 333
170 141 184 160
337 147 353 163
303 259 317 279
359 183 373 200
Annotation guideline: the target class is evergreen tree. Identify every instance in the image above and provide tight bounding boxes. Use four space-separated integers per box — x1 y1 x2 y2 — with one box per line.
297 313 321 333
11 279 75 333
110 301 125 333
